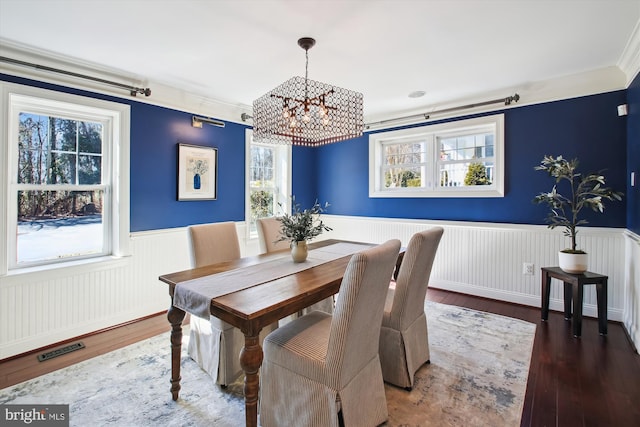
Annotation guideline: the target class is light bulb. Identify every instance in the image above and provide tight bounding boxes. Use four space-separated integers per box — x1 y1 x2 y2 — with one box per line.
302 106 311 123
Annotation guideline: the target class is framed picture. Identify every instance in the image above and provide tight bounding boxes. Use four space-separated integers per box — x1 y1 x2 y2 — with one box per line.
177 143 218 200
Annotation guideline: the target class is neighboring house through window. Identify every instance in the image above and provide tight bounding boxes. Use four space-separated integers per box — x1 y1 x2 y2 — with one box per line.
369 114 504 198
245 129 291 238
0 82 130 273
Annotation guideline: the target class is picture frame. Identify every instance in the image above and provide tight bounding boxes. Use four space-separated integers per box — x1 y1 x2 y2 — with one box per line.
177 143 218 200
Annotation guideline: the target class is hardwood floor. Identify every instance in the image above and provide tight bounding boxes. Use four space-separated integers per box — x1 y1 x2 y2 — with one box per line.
1 290 639 426
426 288 640 427
0 312 177 389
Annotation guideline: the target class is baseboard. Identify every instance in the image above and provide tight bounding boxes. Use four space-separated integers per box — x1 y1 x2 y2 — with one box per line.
0 311 167 364
430 279 623 322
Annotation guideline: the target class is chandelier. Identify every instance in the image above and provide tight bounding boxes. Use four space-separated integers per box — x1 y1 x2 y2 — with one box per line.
252 37 364 147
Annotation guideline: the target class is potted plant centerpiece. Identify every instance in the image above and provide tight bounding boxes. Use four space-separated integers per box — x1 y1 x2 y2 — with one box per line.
533 155 623 273
277 196 332 263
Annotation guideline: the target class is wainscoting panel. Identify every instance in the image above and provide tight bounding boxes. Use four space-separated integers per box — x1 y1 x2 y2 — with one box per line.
322 215 626 322
0 228 192 359
0 218 631 359
623 231 640 350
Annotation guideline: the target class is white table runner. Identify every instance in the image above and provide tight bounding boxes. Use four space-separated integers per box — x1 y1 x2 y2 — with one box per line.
173 242 371 318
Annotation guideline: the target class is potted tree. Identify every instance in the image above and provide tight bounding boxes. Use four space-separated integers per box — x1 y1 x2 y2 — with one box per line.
533 155 623 273
277 196 332 262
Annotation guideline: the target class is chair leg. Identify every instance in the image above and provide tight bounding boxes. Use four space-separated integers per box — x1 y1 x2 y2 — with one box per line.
403 359 430 391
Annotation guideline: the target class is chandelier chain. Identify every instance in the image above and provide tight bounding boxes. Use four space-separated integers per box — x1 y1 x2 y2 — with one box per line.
304 49 309 103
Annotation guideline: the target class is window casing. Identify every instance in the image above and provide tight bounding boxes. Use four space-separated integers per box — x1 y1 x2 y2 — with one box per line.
245 129 291 238
1 83 130 273
369 114 504 198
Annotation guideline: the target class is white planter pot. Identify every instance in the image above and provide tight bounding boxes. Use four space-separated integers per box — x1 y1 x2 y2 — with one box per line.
290 240 308 263
558 251 588 274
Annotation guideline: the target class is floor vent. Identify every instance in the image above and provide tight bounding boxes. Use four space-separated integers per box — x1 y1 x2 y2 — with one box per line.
38 342 85 362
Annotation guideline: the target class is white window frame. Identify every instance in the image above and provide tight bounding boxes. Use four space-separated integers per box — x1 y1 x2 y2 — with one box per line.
369 114 504 198
244 129 291 239
0 82 131 275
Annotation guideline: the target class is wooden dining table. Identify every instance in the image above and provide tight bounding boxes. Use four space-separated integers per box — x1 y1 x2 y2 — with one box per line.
159 239 402 427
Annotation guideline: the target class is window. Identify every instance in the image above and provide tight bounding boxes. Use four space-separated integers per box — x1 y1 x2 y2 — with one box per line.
0 83 130 272
245 129 290 237
369 114 504 198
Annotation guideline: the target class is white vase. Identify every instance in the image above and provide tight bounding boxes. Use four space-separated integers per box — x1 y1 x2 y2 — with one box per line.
291 240 308 263
558 251 588 274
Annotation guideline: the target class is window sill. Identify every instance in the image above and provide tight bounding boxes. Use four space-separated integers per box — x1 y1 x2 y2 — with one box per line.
1 255 133 283
369 187 504 198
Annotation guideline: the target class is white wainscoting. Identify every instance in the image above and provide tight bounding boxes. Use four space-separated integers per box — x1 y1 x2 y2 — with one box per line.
0 228 190 359
623 231 640 350
0 218 633 359
321 215 627 323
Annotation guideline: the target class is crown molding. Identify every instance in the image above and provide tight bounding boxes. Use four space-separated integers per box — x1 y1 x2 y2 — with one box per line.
363 66 627 128
1 37 633 128
0 39 252 125
618 18 640 86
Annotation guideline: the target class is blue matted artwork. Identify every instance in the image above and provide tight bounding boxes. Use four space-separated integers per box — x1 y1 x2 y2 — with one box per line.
177 143 217 200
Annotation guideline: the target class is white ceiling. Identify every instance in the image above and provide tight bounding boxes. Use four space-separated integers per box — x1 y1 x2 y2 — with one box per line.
1 0 639 123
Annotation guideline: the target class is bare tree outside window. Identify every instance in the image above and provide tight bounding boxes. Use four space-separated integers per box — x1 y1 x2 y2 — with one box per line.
16 112 105 264
18 113 103 220
383 142 424 188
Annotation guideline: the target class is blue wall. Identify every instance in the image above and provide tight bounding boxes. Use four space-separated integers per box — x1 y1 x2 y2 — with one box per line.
627 72 640 235
129 103 247 231
2 74 249 232
2 73 631 232
290 146 319 209
315 91 628 228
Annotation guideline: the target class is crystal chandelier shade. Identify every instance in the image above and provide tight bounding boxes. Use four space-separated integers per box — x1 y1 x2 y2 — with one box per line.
252 38 364 147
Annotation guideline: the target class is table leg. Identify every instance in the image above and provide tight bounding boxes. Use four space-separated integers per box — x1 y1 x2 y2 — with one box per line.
541 270 551 321
167 305 186 401
240 333 263 427
571 283 584 337
597 279 608 335
563 281 573 320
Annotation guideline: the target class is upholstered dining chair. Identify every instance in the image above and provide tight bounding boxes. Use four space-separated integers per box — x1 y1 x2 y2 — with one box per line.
187 222 276 386
378 226 444 390
256 216 290 254
260 239 401 427
256 217 334 319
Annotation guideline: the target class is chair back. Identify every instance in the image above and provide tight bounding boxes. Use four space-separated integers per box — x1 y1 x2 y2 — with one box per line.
256 217 290 253
327 239 401 386
188 222 241 267
387 227 444 330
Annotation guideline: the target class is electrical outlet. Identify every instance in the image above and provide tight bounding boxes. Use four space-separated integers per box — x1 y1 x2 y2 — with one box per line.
523 262 534 275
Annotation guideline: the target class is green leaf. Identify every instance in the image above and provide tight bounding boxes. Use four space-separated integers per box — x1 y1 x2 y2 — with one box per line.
533 155 623 251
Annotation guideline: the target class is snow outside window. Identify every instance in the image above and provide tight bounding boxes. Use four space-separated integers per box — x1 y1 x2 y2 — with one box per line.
0 83 130 273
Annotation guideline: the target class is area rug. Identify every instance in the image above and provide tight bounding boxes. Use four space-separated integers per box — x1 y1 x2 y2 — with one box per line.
0 301 535 426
